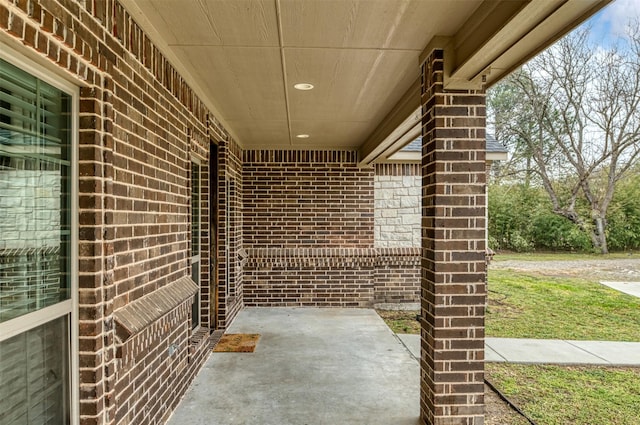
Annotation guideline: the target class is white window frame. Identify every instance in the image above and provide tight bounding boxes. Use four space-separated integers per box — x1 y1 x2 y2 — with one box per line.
0 42 79 425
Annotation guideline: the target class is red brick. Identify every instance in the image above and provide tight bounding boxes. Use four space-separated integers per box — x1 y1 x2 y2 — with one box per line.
8 11 24 37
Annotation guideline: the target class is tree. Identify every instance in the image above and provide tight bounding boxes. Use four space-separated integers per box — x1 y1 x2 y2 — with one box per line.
488 23 640 253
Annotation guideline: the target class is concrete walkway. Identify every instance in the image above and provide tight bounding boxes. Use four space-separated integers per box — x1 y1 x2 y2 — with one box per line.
600 281 640 298
397 334 640 366
168 308 421 425
392 278 640 366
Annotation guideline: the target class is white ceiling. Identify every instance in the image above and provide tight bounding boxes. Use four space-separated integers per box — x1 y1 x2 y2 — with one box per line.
121 0 611 153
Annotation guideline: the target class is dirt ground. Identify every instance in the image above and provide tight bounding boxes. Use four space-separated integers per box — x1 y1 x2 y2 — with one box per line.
485 384 531 425
491 257 640 280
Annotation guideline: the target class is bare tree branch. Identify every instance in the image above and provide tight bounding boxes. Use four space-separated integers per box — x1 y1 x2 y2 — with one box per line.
488 23 640 253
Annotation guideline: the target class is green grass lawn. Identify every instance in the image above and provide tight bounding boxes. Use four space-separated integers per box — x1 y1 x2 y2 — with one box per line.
377 256 640 425
379 269 640 340
486 364 640 425
487 269 640 341
485 263 640 424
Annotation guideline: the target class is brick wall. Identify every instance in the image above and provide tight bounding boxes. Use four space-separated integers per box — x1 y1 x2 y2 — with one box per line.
192 137 212 330
0 1 237 424
114 302 192 424
243 246 421 307
241 151 420 306
242 150 378 307
420 48 487 425
374 247 420 304
243 150 374 248
217 139 244 328
243 248 376 307
1 2 433 424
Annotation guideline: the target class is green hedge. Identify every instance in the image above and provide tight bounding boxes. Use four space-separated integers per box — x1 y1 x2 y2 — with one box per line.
488 180 640 252
607 175 640 251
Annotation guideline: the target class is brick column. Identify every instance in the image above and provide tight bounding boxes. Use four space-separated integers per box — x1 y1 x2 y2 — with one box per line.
420 48 487 424
78 75 116 425
100 76 117 425
78 84 105 425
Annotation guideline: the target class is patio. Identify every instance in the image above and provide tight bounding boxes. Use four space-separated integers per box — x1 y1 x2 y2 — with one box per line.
167 308 420 425
0 1 614 423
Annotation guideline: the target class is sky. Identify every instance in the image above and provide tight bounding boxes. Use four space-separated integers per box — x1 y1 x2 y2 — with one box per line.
586 0 640 44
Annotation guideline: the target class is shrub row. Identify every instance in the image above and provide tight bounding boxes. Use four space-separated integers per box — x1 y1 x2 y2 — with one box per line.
488 177 640 252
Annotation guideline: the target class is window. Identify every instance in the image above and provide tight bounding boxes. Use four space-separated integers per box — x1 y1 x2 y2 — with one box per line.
0 316 70 424
0 52 77 425
191 158 201 329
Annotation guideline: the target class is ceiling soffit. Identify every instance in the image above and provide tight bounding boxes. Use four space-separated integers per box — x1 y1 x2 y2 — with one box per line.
119 0 479 150
360 0 612 165
120 0 611 156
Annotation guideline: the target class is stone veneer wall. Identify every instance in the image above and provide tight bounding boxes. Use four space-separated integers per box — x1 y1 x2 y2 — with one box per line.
0 169 60 250
374 163 421 248
0 169 63 320
373 163 421 304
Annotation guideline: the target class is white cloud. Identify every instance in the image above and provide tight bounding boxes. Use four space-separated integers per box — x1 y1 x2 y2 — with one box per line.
591 0 640 39
603 0 640 22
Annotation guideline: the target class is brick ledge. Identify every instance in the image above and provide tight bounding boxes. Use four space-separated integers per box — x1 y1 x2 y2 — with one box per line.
246 247 377 259
245 247 419 258
244 247 420 266
114 276 198 342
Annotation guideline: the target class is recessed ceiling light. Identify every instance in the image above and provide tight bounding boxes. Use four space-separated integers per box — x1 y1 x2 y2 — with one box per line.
294 83 314 91
296 134 310 139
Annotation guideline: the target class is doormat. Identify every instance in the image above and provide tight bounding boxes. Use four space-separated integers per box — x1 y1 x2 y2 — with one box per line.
213 333 260 353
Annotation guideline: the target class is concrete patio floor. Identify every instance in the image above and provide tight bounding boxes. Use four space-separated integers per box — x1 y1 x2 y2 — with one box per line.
168 308 421 425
